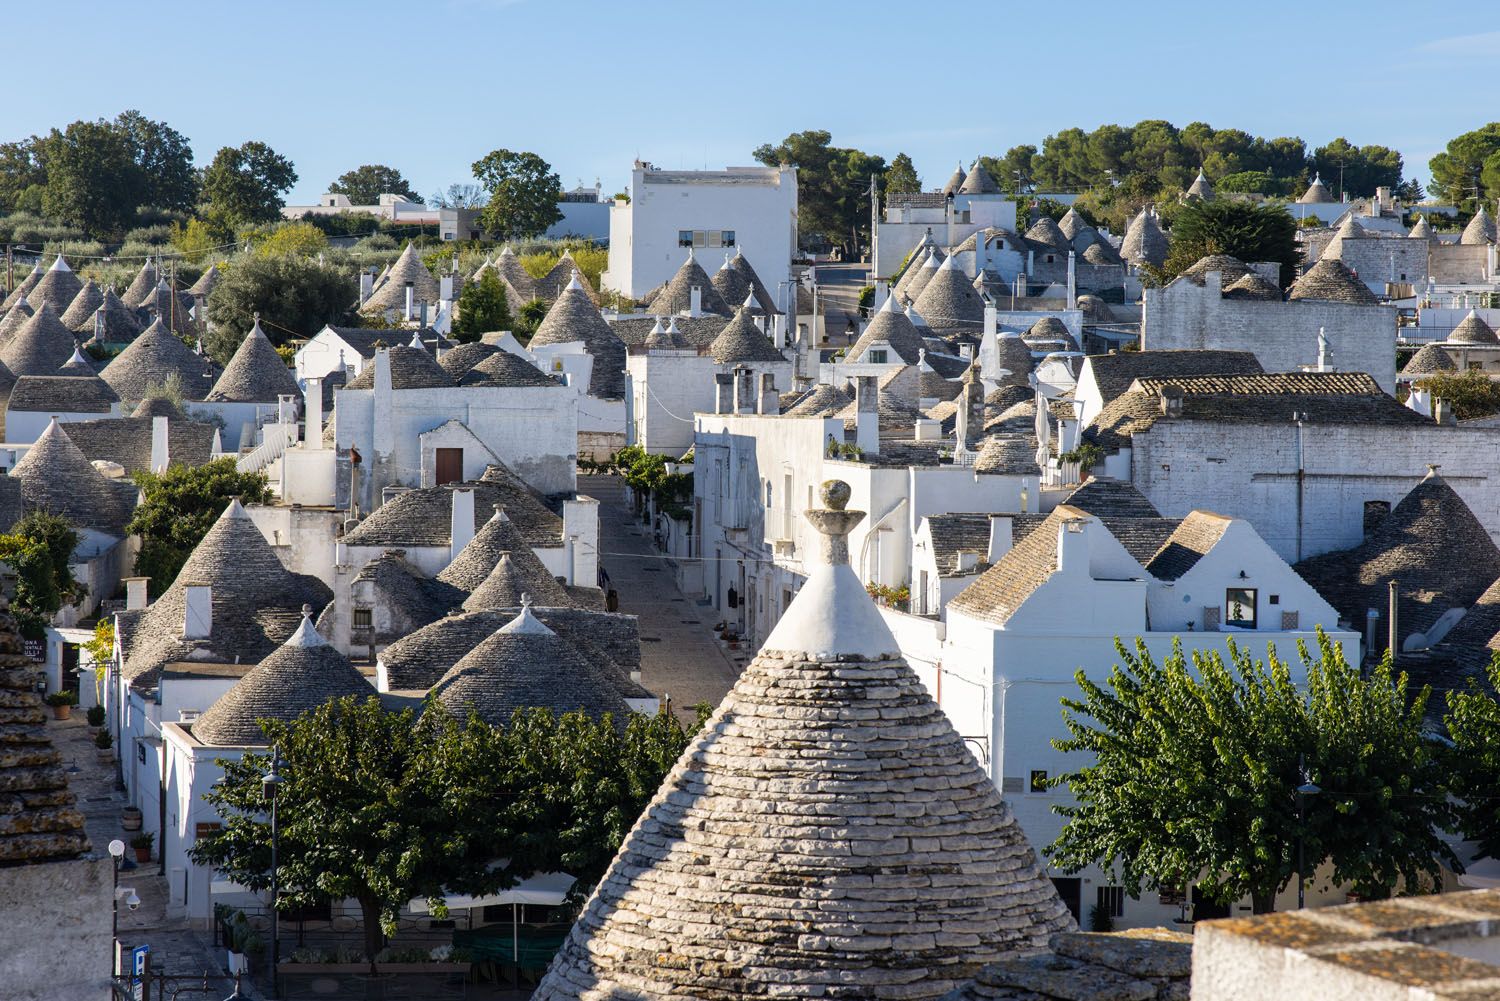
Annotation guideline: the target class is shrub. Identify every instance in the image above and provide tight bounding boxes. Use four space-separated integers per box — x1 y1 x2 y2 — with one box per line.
95 729 112 749
86 704 105 726
44 691 78 707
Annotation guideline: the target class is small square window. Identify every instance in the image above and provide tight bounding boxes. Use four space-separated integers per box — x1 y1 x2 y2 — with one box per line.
869 349 887 364
677 230 693 248
722 230 736 246
1029 769 1049 793
1225 587 1257 629
352 608 372 629
1096 885 1125 919
1269 594 1280 605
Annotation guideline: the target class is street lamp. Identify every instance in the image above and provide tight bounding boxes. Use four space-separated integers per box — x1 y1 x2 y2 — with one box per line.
109 839 125 977
262 750 286 998
1296 755 1322 910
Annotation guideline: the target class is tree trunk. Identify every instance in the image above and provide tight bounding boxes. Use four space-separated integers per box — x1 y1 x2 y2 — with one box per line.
1251 888 1277 915
359 897 384 970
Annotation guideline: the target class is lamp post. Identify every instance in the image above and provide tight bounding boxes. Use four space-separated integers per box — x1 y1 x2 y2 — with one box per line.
262 750 286 998
1296 754 1322 910
108 839 125 978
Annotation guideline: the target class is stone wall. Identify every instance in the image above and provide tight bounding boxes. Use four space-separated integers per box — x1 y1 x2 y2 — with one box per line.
0 853 113 999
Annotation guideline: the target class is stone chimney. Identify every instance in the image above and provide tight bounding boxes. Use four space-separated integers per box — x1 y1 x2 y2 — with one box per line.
714 372 734 414
182 584 212 640
1159 384 1185 418
689 286 703 318
987 515 1013 563
1434 398 1458 426
150 416 169 473
854 375 880 456
304 375 323 449
1056 517 1088 575
757 372 778 415
450 487 475 561
359 269 374 304
124 577 149 611
404 282 415 322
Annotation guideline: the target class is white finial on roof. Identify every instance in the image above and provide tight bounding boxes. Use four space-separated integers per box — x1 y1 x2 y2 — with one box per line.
222 498 249 520
50 255 71 273
918 347 930 371
720 252 733 272
499 596 554 635
763 480 898 659
667 316 681 335
686 246 695 262
489 503 504 523
566 271 584 292
67 344 88 365
408 331 425 350
743 289 756 309
286 605 329 648
649 316 665 336
878 292 897 314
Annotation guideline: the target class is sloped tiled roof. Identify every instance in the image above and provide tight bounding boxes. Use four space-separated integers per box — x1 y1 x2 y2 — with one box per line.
1143 511 1231 580
1063 477 1162 519
8 374 118 414
344 345 453 390
458 349 560 388
1084 349 1264 407
207 320 300 402
60 414 217 474
529 279 627 398
192 614 373 746
1295 469 1500 639
945 930 1192 1001
101 319 220 401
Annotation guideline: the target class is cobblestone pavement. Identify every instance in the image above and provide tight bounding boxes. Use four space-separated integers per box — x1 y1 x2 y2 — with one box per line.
54 713 256 998
581 475 740 720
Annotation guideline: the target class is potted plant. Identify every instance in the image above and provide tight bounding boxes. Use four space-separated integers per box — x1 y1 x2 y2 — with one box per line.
44 691 77 720
121 805 143 832
86 704 106 728
95 729 115 763
129 832 153 863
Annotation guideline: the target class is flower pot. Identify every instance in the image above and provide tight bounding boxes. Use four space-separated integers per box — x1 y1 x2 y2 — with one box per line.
121 807 143 832
133 846 150 863
51 705 71 721
97 750 115 765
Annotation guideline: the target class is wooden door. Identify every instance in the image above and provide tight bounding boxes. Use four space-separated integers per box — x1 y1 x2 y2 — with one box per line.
435 448 463 485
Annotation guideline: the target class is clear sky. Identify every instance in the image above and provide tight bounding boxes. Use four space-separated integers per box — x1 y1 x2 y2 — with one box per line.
4 0 1494 203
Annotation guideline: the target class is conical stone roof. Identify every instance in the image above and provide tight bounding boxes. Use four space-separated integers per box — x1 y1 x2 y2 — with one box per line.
942 163 967 196
1 304 78 377
1402 343 1456 376
208 319 299 402
1288 258 1380 305
784 382 852 417
82 288 143 342
1024 216 1071 253
361 242 441 314
139 282 195 338
1409 215 1434 239
903 248 944 303
847 294 926 364
1180 254 1253 287
433 602 630 728
1 262 42 312
1185 168 1214 200
26 256 83 314
59 278 103 331
458 349 558 388
494 246 538 302
1447 310 1499 345
460 552 530 612
192 612 372 746
1222 272 1283 301
707 305 784 364
1120 207 1169 268
121 260 160 308
915 255 986 332
57 345 96 376
529 278 627 398
893 246 932 300
959 159 1000 195
344 344 452 390
1298 173 1335 204
0 296 33 344
533 480 1073 1001
1057 208 1091 242
101 318 219 401
642 316 689 351
535 252 598 304
1462 207 1497 246
13 419 133 535
438 507 572 605
730 250 779 315
188 264 220 298
647 251 731 316
994 332 1035 386
435 340 499 379
710 252 752 311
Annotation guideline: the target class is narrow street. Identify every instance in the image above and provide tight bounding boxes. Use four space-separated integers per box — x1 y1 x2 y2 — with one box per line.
581 475 741 719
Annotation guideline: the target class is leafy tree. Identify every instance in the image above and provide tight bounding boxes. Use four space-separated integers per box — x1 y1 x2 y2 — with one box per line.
201 141 298 227
328 164 418 205
753 130 885 255
204 255 355 362
428 183 487 209
1414 369 1500 421
0 512 80 636
128 459 272 589
1429 124 1500 207
113 110 197 212
1446 656 1500 861
1311 138 1403 199
38 120 144 238
0 137 46 213
885 153 920 194
253 222 329 259
171 218 224 264
471 149 562 240
452 270 512 343
1049 633 1453 914
515 297 549 343
1149 198 1300 287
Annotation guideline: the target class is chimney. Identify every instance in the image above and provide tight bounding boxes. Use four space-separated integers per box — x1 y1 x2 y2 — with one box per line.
689 286 703 318
450 487 475 561
873 280 889 310
854 375 880 456
94 308 104 341
440 274 454 304
304 375 323 448
1057 517 1087 575
1159 384 1185 418
914 418 940 440
182 584 212 639
359 269 374 304
757 372 777 415
404 282 415 321
714 372 734 414
1387 578 1399 654
1434 398 1458 426
150 416 169 473
1066 249 1077 309
987 514 1013 563
734 367 755 414
124 577 149 611
959 343 974 361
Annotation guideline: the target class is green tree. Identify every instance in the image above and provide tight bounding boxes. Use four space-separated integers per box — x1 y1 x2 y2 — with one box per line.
980 145 1038 193
1430 124 1500 207
515 297 549 343
1414 369 1500 421
328 164 418 205
1049 633 1453 914
38 119 144 238
753 130 885 255
1150 198 1300 287
0 136 46 213
113 110 197 212
1312 138 1403 199
452 270 512 343
127 459 273 589
253 222 329 259
201 141 298 227
0 512 80 636
204 255 355 363
1446 656 1500 861
885 153 920 194
471 149 563 240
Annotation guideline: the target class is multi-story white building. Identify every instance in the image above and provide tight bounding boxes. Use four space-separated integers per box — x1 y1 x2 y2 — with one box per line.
603 162 797 302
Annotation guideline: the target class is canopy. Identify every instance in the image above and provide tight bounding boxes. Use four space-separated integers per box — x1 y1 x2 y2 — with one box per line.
407 871 575 913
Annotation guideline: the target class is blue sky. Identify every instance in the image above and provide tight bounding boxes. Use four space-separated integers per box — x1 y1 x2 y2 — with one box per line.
6 1 1495 203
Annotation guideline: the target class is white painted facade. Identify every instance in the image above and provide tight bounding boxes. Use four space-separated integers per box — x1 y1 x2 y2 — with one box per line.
873 192 1018 279
603 164 797 302
295 326 372 382
6 403 124 444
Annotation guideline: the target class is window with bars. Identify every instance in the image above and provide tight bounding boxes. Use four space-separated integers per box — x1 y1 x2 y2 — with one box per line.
1096 885 1125 919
